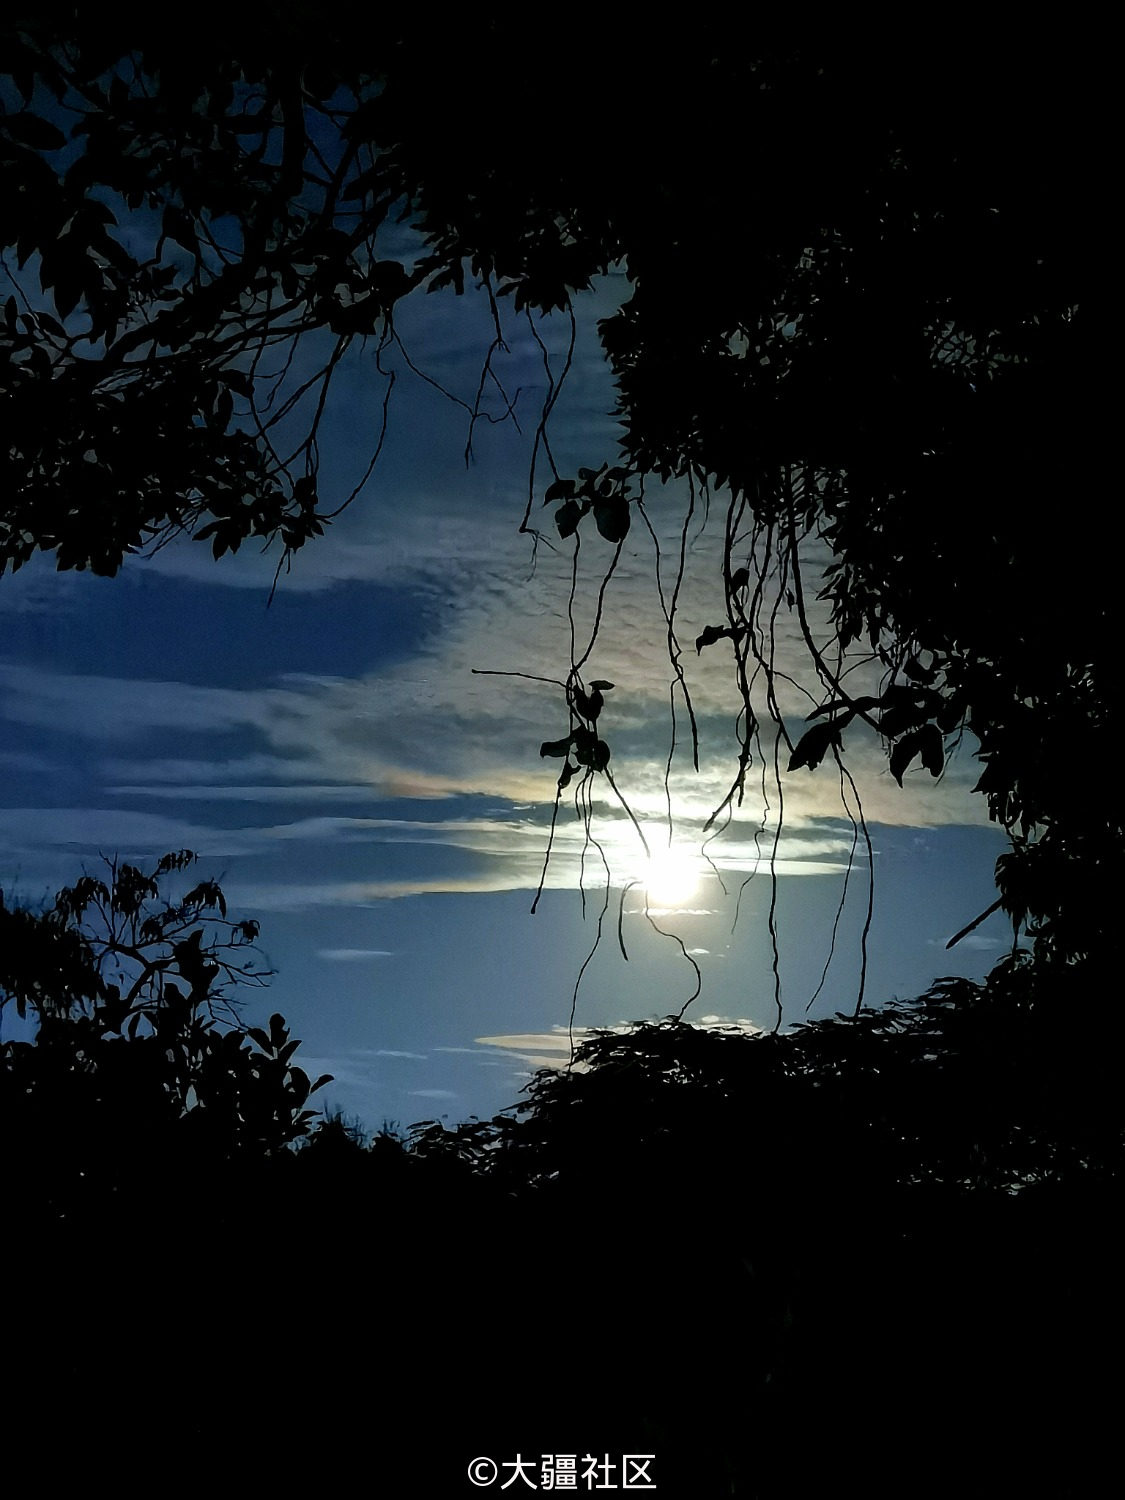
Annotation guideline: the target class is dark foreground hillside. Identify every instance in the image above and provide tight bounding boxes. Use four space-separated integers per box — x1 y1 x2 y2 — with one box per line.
6 948 1121 1497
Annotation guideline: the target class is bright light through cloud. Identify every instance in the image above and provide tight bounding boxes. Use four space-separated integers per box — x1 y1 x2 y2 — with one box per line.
639 834 705 909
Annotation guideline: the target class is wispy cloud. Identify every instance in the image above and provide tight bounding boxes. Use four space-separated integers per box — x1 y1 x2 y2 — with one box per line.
4 521 991 841
0 805 241 856
475 1015 766 1072
316 948 396 961
0 433 991 928
928 932 1005 952
109 783 384 802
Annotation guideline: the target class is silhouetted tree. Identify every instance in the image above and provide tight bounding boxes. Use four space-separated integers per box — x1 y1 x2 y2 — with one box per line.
408 980 1123 1494
1 16 1112 963
1 23 1120 1489
1 853 350 1483
2 851 330 1217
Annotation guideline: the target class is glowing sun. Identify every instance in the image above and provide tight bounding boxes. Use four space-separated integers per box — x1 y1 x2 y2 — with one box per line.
642 845 703 908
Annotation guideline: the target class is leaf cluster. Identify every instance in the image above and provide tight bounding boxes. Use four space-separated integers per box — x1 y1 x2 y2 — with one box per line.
543 464 633 544
1 853 330 1187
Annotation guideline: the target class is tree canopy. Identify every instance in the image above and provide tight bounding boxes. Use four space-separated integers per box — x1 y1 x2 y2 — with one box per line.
1 851 330 1188
1 15 1114 974
6 853 1119 1493
1 21 1121 1488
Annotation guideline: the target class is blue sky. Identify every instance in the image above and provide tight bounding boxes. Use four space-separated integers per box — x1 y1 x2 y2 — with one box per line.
0 264 1011 1130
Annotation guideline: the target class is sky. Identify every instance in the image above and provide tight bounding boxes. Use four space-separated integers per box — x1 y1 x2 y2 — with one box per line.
0 260 1012 1132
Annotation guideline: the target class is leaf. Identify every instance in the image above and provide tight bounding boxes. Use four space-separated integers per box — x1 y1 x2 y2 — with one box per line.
972 758 1006 796
163 205 198 254
937 698 964 734
696 624 732 653
34 311 66 338
918 722 944 777
877 705 922 740
555 499 584 538
5 113 66 150
889 729 924 786
593 498 630 543
51 265 84 320
589 680 615 691
788 722 840 773
729 566 750 593
218 368 253 397
571 686 603 722
540 735 574 758
544 478 576 503
157 850 197 874
571 727 598 766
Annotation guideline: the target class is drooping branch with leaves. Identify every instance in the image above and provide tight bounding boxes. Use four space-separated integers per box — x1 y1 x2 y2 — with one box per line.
1 14 1115 984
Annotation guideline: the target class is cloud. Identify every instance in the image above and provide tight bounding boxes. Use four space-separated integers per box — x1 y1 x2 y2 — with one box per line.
290 1047 428 1087
474 1028 588 1071
291 1054 377 1089
0 567 86 615
474 1014 766 1072
0 663 271 741
109 783 384 803
100 753 354 787
0 805 243 857
8 534 990 839
316 948 396 961
10 501 986 839
476 1030 581 1056
928 932 1005 952
0 435 993 922
0 750 59 773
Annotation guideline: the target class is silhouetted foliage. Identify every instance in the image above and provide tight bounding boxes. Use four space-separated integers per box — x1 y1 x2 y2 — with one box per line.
400 969 1124 1494
2 18 1120 1493
1 853 350 1482
3 854 1121 1493
2 852 330 1215
1 16 1113 960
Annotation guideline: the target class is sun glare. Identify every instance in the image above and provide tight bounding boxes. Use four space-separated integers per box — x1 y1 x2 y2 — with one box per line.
642 844 703 909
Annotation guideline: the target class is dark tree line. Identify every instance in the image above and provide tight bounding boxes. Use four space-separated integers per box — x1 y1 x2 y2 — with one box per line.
1 13 1121 1495
5 860 1116 1493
